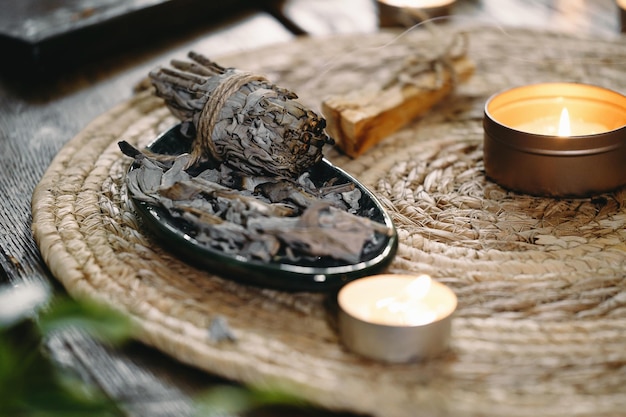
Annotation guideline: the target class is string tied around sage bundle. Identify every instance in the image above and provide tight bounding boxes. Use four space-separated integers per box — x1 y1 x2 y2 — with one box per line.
194 70 268 167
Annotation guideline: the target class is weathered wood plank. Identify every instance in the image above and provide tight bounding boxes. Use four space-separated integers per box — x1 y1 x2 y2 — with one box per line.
268 0 378 35
46 329 221 417
0 0 268 74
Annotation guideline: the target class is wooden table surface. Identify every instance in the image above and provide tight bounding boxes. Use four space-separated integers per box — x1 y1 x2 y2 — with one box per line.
0 0 622 415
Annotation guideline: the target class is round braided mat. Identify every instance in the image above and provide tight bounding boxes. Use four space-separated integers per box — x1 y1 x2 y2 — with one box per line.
32 26 626 417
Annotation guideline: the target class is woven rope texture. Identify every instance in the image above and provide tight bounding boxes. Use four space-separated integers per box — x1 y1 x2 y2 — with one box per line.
32 26 626 417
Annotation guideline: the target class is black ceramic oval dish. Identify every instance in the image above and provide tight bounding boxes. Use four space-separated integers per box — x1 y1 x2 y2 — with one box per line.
129 125 398 291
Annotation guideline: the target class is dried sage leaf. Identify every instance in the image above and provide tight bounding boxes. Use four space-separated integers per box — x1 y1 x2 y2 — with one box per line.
121 142 391 264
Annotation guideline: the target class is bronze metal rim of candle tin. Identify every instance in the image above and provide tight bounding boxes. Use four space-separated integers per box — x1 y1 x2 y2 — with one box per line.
483 82 626 197
337 275 457 363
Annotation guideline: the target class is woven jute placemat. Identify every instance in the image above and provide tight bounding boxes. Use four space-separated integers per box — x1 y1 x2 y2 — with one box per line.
32 25 626 417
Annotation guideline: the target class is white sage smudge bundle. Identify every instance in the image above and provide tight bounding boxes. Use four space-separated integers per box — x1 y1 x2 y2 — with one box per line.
121 52 393 264
149 51 333 177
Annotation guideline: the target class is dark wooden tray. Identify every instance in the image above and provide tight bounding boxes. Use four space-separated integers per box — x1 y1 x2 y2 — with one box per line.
0 0 256 74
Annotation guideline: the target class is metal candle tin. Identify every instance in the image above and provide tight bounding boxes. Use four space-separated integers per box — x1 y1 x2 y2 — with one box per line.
377 0 456 27
337 274 457 363
483 82 626 197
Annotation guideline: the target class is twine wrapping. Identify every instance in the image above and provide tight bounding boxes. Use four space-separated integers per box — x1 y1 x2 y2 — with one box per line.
194 71 267 166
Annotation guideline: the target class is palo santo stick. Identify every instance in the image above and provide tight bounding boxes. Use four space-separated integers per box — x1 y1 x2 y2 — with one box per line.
322 56 474 157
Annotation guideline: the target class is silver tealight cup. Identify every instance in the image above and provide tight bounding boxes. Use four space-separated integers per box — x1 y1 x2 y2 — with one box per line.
337 274 457 363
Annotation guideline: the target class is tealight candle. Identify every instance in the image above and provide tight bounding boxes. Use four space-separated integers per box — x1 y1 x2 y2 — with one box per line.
337 274 457 363
483 82 626 197
377 0 456 27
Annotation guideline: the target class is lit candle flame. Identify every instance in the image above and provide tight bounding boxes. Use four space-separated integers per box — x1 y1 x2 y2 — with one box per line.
404 274 432 299
374 274 436 325
558 108 571 137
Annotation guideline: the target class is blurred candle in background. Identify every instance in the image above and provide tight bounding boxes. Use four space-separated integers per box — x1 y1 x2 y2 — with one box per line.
377 0 456 27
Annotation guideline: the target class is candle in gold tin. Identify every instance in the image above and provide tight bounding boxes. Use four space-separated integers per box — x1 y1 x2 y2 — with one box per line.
483 82 626 197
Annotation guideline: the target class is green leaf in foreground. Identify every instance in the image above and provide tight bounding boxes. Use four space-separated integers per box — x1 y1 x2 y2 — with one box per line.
38 296 133 345
194 384 308 417
0 283 132 417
